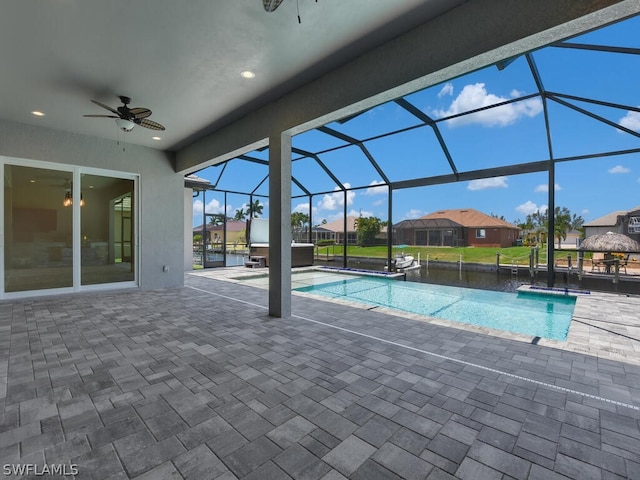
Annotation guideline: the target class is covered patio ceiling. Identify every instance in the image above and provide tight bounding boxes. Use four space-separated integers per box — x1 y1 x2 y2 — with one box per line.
191 14 640 202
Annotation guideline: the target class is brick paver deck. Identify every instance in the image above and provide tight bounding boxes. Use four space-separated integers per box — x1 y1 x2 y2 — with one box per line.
0 273 638 479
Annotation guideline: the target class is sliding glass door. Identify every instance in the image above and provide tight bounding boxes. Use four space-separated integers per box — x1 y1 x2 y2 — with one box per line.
80 174 135 286
4 165 74 292
1 159 138 297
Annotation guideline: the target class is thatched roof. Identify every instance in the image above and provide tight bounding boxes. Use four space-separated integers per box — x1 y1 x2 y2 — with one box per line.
580 232 640 252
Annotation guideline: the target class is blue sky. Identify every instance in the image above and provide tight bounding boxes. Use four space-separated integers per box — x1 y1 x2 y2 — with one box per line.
193 15 640 227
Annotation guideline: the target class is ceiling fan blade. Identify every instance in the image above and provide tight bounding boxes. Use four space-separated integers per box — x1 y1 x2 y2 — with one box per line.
90 99 119 114
83 114 119 118
137 118 165 131
129 107 152 119
263 0 285 12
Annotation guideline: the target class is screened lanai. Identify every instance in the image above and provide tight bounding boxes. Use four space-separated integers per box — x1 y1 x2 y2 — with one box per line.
188 14 640 287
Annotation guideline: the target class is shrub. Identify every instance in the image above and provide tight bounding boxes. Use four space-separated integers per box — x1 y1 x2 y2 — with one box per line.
317 240 336 246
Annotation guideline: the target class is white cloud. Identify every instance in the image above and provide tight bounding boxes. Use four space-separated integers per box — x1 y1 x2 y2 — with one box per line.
619 109 640 131
373 199 385 207
467 176 508 191
516 201 547 216
348 209 373 218
438 82 454 98
193 198 226 217
317 183 355 211
192 198 233 226
325 212 345 222
608 165 630 174
432 83 542 127
534 183 561 193
362 180 388 196
402 209 425 220
582 209 590 215
292 202 318 216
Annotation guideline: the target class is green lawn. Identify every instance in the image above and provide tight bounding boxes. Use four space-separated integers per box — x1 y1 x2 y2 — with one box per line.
313 245 583 266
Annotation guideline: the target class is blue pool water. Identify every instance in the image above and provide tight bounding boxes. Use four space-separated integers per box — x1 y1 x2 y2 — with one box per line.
295 277 576 340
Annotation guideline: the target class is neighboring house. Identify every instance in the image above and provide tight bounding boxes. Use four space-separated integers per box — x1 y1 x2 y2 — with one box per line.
193 220 247 246
394 208 520 248
313 217 358 245
312 216 387 245
558 230 582 249
583 206 640 243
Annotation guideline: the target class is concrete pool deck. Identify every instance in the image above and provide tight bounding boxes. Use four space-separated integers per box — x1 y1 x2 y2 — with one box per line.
0 271 638 479
197 267 640 367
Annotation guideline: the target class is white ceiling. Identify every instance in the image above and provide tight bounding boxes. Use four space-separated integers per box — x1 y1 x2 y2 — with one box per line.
0 0 466 152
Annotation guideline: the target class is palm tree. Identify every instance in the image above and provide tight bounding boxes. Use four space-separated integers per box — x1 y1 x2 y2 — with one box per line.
233 208 246 221
208 214 224 226
291 212 310 242
247 200 263 218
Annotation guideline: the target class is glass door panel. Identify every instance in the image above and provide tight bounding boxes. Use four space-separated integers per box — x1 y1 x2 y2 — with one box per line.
4 165 73 292
80 174 135 285
204 213 226 267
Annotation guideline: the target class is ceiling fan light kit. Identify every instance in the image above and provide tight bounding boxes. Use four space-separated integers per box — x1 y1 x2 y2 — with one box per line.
83 95 165 133
115 118 135 132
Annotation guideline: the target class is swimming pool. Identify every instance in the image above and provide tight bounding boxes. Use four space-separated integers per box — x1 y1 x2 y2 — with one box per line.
295 276 576 341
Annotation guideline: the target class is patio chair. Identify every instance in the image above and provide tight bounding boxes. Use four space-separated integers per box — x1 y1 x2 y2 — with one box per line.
591 252 605 272
619 254 629 274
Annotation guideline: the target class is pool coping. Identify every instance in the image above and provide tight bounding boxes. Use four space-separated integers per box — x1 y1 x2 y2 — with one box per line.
517 284 591 297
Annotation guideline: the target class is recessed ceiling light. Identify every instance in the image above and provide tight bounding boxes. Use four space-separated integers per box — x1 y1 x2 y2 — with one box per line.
30 179 36 183
152 136 162 141
31 111 45 117
240 70 256 79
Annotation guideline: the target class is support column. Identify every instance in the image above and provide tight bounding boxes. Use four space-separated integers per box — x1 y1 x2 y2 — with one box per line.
343 191 348 268
308 194 313 244
269 132 292 318
387 188 393 271
547 162 555 287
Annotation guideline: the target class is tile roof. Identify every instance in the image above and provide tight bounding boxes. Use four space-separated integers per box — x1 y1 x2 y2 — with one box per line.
583 206 640 227
419 208 519 229
193 220 247 232
320 216 358 232
318 216 387 233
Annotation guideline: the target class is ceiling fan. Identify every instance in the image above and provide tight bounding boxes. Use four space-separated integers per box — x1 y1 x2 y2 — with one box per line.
83 95 165 132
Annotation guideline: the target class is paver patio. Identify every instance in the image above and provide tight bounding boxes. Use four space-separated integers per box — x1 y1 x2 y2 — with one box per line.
0 273 639 479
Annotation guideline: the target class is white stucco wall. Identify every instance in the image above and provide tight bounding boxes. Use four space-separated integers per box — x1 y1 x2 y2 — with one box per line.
0 119 184 291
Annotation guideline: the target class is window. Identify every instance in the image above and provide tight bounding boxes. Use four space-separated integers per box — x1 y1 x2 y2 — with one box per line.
629 217 640 234
476 229 486 239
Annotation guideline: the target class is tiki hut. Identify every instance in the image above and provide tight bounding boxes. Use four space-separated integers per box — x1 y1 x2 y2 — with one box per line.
580 232 640 252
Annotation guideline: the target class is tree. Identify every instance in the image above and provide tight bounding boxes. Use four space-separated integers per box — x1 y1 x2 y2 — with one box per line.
247 200 263 218
523 210 548 245
208 214 224 226
233 208 246 221
291 211 310 242
553 207 584 248
523 207 583 248
291 212 309 229
354 216 382 246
